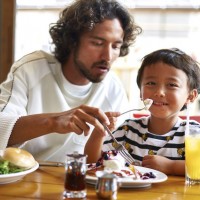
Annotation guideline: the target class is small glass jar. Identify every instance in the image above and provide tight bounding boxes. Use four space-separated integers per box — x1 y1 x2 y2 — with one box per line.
63 151 87 199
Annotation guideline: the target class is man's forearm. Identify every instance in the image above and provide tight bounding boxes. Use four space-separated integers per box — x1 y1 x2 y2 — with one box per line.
8 114 55 146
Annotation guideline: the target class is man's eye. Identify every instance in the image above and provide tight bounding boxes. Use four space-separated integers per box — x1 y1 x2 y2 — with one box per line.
146 82 155 85
113 44 122 50
92 41 102 46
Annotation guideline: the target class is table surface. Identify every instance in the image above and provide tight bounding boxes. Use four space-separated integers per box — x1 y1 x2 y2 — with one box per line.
0 165 200 200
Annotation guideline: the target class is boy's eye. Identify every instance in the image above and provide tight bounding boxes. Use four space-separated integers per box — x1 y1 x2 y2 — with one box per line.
168 83 178 87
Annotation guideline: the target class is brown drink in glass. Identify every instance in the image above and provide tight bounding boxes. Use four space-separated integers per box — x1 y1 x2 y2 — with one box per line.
63 152 87 198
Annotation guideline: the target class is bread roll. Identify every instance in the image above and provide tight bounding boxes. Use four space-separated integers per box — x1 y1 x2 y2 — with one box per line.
2 147 36 169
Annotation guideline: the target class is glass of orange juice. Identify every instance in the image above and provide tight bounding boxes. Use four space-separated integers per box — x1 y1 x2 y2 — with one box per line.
185 126 200 185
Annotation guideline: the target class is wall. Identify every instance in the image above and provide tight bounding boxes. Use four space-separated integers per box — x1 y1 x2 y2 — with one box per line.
0 0 15 83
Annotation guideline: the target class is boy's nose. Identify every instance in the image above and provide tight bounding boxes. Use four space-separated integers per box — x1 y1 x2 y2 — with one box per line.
154 87 165 97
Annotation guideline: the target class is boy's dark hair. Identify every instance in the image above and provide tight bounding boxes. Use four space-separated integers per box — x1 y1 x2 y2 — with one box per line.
136 48 200 111
137 48 200 93
49 0 142 64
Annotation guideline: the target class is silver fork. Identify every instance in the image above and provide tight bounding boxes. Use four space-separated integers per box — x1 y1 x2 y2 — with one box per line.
120 107 147 116
103 124 140 167
120 98 153 116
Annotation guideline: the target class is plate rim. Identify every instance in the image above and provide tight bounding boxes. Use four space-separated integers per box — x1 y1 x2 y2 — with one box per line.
86 165 168 188
0 161 39 180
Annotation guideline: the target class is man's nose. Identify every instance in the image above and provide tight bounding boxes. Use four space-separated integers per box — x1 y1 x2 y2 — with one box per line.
101 45 112 62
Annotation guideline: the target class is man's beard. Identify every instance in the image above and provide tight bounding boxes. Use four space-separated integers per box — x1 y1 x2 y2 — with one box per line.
73 53 108 83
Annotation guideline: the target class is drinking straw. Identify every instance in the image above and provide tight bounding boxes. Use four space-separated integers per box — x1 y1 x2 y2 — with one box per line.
185 103 190 136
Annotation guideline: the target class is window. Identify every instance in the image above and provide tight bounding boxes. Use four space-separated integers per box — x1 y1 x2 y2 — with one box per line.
15 0 200 113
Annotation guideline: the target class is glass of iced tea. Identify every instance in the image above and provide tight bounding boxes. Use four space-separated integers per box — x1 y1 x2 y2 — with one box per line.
63 151 87 198
185 125 200 185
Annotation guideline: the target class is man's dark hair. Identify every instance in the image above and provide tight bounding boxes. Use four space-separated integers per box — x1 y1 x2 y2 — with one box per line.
49 0 142 64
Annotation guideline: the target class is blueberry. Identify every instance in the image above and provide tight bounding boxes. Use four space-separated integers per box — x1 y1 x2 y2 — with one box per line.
125 163 130 167
103 153 109 160
96 161 101 167
143 172 150 177
141 176 149 180
149 172 156 178
112 150 118 156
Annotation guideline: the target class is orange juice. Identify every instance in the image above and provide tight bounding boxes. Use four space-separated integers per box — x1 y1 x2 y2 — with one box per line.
185 135 200 179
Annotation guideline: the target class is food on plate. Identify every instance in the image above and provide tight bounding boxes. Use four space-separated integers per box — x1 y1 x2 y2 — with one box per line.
95 150 126 169
0 147 36 174
87 150 138 178
87 150 156 180
101 151 126 171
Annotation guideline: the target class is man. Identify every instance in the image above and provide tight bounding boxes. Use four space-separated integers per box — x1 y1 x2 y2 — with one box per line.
0 0 141 161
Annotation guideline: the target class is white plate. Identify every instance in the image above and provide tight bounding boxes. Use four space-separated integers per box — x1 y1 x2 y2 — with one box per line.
86 166 168 188
0 161 39 184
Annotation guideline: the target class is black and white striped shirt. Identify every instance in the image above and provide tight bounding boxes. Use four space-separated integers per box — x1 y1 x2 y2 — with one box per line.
103 116 200 164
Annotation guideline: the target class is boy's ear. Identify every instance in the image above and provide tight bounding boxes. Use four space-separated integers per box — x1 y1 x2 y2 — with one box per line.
186 89 198 103
139 92 142 100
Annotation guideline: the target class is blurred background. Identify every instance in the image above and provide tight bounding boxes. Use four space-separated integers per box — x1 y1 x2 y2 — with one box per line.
1 0 200 114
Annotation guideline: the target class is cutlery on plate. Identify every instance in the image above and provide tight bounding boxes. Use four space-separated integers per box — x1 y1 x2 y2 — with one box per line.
103 124 140 166
38 161 65 167
103 124 140 179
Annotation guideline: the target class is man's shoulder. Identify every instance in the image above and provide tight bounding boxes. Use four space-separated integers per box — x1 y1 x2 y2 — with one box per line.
13 50 57 67
10 51 60 76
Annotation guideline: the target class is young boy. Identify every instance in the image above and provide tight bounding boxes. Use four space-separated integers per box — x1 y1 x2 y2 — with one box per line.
85 48 200 176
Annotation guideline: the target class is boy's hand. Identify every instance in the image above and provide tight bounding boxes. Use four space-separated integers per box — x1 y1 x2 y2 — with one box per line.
142 155 173 175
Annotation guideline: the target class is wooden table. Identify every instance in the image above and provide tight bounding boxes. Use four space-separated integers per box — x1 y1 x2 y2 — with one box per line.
0 165 200 200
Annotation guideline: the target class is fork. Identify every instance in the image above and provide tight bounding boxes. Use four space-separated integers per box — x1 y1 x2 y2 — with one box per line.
120 107 147 116
39 161 64 167
120 98 153 116
103 124 140 167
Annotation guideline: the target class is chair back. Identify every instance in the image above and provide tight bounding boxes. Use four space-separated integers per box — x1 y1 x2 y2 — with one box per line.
133 113 200 123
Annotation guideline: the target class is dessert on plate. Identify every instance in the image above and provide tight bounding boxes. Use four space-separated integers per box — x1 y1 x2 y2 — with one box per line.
87 150 156 180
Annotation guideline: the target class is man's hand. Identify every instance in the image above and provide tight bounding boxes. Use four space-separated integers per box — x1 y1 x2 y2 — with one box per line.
9 105 121 146
105 111 120 131
52 104 113 136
